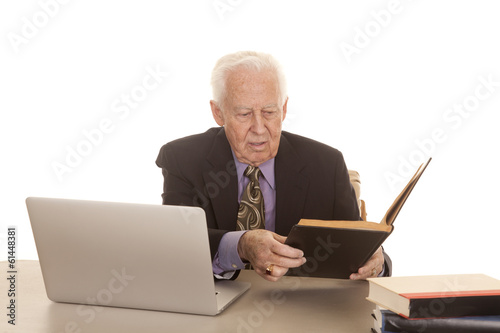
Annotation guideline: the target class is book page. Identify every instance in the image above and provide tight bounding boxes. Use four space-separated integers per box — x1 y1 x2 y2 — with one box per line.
381 158 432 226
298 219 393 232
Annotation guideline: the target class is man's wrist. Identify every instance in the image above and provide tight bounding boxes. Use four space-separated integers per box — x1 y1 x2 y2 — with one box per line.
237 231 250 263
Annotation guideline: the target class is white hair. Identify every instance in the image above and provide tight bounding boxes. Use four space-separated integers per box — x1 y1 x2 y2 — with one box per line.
210 51 288 108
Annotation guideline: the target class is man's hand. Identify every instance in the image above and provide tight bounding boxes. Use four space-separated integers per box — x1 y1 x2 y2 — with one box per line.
349 246 385 280
237 229 306 281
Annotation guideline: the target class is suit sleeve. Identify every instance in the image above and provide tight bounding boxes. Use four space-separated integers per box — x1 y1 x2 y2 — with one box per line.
155 144 228 260
156 144 193 206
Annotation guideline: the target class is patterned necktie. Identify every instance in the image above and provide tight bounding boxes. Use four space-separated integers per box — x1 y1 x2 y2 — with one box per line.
236 166 265 231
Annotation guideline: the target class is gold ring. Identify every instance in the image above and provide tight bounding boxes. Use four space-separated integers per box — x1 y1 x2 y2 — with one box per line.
266 264 274 276
371 268 377 277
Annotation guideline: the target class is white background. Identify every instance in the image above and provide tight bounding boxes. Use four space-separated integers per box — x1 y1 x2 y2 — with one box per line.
1 0 499 279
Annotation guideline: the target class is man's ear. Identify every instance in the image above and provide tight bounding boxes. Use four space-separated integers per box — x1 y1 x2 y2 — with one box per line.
281 97 288 122
210 100 225 126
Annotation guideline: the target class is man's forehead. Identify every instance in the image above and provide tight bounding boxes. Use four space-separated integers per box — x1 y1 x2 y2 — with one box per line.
224 69 281 109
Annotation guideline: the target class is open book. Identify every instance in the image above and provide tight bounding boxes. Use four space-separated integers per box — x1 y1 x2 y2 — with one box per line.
285 158 432 279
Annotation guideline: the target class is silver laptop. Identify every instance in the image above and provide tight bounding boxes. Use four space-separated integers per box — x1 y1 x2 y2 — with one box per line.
26 197 250 316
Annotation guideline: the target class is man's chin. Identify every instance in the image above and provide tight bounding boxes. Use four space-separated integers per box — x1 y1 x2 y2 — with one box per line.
234 152 267 166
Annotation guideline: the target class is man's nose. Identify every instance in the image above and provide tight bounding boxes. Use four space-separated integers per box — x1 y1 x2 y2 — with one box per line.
250 113 266 134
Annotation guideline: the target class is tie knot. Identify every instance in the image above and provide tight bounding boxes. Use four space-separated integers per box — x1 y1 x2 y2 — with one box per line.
244 166 261 182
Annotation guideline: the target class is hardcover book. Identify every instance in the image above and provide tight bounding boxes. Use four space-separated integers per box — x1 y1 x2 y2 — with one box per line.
285 158 431 279
367 274 500 319
373 307 500 333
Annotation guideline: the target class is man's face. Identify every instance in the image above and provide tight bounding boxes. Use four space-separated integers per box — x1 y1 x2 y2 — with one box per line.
210 68 287 166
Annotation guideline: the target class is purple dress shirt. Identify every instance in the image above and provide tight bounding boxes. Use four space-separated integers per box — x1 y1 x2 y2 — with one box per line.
212 153 276 276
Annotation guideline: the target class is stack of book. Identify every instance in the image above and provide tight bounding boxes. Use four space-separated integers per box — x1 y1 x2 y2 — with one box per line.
366 274 500 333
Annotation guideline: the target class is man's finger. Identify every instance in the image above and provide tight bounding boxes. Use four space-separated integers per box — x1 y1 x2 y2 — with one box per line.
350 247 384 280
271 237 304 259
273 256 307 269
273 234 287 244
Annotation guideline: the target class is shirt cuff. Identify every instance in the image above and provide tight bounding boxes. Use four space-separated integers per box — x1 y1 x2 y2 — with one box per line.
212 230 247 276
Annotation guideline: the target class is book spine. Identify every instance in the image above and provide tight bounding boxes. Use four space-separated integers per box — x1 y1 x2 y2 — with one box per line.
382 311 500 333
408 295 500 319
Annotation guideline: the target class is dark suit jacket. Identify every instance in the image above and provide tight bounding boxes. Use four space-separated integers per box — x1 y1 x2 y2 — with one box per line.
156 127 392 276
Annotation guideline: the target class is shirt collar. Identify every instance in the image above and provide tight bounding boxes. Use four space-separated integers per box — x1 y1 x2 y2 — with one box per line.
231 150 276 190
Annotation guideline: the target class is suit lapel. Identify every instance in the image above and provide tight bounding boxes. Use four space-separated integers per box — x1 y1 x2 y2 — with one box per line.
203 128 239 231
275 134 309 236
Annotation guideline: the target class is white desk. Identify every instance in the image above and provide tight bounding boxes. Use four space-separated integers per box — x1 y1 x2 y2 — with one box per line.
2 260 375 332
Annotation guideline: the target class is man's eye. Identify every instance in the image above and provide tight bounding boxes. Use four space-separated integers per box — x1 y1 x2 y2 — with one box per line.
237 112 251 119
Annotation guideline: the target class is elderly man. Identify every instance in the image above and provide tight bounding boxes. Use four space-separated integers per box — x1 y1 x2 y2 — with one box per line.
156 51 391 281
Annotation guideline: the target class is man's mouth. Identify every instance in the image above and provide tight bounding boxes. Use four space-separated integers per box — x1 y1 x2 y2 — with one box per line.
249 141 266 148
